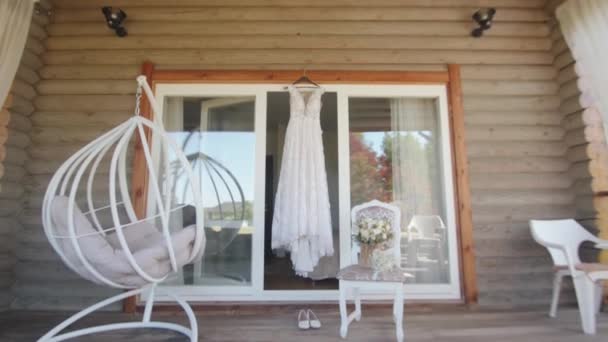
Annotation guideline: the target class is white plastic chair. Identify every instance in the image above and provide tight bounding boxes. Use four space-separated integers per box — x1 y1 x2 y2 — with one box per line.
337 200 412 342
407 215 446 270
530 219 608 335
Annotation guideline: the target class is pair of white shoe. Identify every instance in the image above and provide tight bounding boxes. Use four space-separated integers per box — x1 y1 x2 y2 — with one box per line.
297 309 321 330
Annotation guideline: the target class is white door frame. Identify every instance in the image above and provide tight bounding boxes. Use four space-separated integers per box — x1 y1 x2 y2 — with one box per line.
147 83 461 303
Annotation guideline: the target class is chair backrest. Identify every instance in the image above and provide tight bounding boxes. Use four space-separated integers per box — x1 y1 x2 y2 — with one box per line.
407 215 445 240
351 200 401 265
529 219 599 267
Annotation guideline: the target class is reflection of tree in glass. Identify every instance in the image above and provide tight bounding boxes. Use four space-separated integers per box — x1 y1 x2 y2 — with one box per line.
350 131 439 217
349 133 387 206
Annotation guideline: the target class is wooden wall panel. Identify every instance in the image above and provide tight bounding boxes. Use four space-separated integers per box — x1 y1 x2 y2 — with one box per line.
15 0 576 309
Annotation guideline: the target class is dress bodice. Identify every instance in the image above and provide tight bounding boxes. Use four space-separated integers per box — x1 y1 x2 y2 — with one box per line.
288 86 325 119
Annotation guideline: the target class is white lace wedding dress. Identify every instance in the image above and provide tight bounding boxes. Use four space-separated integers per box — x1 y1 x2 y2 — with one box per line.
271 85 334 277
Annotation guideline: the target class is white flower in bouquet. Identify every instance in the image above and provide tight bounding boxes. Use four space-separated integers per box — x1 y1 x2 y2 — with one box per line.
354 217 393 247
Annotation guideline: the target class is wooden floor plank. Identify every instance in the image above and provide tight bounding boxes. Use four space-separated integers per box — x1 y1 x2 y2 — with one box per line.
0 308 606 341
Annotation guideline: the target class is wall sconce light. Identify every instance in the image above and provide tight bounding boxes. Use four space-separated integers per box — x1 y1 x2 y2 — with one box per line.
101 6 128 37
34 2 53 17
471 8 496 38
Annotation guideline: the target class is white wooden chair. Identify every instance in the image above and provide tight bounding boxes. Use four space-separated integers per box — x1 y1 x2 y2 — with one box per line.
337 200 412 342
530 219 608 335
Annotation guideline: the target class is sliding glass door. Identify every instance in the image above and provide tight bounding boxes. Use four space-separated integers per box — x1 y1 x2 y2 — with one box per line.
150 84 460 302
337 86 460 299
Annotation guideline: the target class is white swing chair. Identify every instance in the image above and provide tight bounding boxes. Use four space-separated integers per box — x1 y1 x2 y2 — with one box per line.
38 76 206 342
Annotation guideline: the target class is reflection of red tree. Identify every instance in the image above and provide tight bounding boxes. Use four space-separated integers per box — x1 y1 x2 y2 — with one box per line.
349 133 391 206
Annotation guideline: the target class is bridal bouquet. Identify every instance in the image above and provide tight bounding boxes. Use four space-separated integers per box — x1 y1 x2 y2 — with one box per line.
353 217 393 246
353 217 393 267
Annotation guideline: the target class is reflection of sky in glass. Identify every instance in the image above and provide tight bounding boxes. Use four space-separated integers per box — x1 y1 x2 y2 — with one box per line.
167 131 255 208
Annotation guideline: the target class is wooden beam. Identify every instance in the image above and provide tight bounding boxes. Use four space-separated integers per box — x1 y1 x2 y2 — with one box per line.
123 61 154 314
448 64 478 305
152 70 449 84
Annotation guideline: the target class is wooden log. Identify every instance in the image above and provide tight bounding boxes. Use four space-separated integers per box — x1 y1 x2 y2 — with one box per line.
0 199 22 217
461 65 556 81
43 49 554 66
559 78 580 100
31 111 128 127
467 141 566 158
25 36 45 56
464 111 559 126
37 80 136 95
29 126 113 144
48 21 550 37
550 38 568 57
3 146 28 166
470 172 572 190
0 182 25 200
464 96 560 111
561 110 584 131
560 95 583 116
472 187 574 207
15 65 40 85
35 95 134 111
40 65 141 80
474 238 549 258
52 0 547 9
51 7 549 23
6 130 31 149
28 22 47 42
462 80 558 96
557 63 577 85
0 164 26 182
466 125 564 141
554 50 575 70
20 50 43 71
8 95 35 116
0 109 8 126
472 204 574 225
11 79 37 100
46 35 553 52
7 113 32 132
469 157 570 173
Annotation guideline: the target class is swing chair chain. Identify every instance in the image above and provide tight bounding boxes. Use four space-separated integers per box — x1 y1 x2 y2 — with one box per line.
134 83 143 117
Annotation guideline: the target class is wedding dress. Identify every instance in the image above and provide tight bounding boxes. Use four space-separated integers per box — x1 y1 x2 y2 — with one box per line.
271 85 334 277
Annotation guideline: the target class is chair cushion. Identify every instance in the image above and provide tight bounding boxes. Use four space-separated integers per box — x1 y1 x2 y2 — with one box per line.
575 263 608 273
50 196 197 287
337 264 413 283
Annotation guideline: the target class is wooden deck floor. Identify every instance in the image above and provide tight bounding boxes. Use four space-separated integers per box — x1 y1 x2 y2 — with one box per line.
0 306 606 341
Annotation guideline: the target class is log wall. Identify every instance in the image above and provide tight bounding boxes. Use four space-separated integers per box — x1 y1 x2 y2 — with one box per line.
12 0 578 309
0 3 52 311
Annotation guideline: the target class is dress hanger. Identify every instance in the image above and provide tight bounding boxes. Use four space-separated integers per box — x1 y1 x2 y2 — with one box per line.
285 69 320 90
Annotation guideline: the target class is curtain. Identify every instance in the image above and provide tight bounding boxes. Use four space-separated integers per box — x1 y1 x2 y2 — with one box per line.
390 98 444 282
557 0 608 143
390 98 440 226
0 0 34 106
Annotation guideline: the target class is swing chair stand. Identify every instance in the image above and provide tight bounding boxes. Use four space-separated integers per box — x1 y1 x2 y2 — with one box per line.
38 284 198 342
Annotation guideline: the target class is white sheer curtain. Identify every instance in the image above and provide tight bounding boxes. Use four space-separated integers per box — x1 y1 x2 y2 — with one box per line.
390 98 444 282
390 98 439 226
0 0 34 106
557 0 608 143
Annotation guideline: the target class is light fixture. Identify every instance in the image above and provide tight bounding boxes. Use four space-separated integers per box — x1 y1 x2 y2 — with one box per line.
471 8 496 38
34 2 52 17
101 6 128 37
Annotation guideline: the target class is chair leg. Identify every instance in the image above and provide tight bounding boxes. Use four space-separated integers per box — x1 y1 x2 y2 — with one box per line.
573 276 597 335
353 287 361 322
595 283 603 314
549 272 563 318
393 287 404 342
339 283 349 339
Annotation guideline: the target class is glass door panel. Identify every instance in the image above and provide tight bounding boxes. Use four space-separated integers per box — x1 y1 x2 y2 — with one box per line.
159 95 257 288
340 87 460 298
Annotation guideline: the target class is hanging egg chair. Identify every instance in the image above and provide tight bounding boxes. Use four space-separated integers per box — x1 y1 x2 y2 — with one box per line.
38 76 205 342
